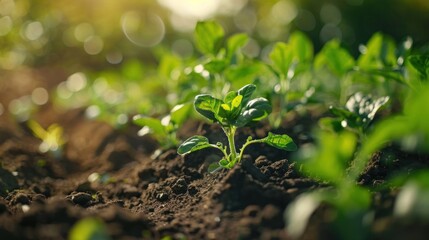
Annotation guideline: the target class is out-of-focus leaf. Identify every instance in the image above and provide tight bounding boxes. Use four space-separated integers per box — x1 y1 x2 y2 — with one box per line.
170 103 192 126
194 21 224 55
408 54 429 79
269 42 293 77
358 33 397 69
204 60 227 74
289 31 313 63
300 131 357 184
226 33 248 59
69 217 111 240
314 40 355 76
133 115 166 136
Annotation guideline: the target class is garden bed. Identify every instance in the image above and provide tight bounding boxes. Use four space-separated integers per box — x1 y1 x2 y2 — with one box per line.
1 74 429 240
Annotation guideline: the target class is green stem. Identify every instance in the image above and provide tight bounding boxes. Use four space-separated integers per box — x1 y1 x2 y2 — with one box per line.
223 126 237 163
209 143 229 160
238 138 265 162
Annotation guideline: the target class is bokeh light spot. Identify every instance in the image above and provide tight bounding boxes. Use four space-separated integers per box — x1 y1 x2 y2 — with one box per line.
24 21 44 40
0 16 12 36
320 4 342 25
172 39 193 58
106 51 123 64
74 23 94 42
66 72 87 92
295 9 316 31
84 35 104 55
320 23 342 43
121 11 165 47
31 87 49 105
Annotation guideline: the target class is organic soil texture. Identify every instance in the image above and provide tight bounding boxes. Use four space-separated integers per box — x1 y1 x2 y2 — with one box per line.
1 69 429 240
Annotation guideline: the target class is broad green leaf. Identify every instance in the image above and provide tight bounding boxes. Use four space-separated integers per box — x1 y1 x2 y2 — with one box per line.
194 21 224 55
226 33 248 59
224 91 238 104
263 132 297 151
358 33 397 69
225 63 264 89
237 84 256 107
133 115 166 136
408 54 429 79
235 98 272 127
300 131 357 184
208 162 222 173
69 217 111 240
269 42 293 77
204 60 227 74
158 54 181 79
177 136 212 155
170 103 192 126
289 31 313 63
194 94 223 123
314 40 355 76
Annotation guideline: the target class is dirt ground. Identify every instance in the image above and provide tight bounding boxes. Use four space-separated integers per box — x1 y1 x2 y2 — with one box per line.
1 68 429 240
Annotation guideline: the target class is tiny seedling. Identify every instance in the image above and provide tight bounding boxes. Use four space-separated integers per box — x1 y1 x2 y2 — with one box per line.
320 92 389 138
27 120 65 158
133 103 192 149
177 84 297 172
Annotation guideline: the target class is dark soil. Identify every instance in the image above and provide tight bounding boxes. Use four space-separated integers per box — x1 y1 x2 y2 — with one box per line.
1 68 429 240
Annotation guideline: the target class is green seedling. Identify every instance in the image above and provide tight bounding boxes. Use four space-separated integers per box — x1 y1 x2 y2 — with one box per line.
133 103 192 149
27 120 65 158
320 92 389 138
177 84 297 172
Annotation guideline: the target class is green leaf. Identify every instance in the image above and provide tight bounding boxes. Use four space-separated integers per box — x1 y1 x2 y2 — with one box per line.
408 54 429 79
358 33 397 69
69 217 111 240
208 162 222 173
289 31 313 63
300 131 357 184
235 97 272 127
224 91 238 104
263 132 297 151
269 42 293 77
177 136 212 155
226 33 248 59
204 60 227 74
314 40 355 76
170 103 192 126
237 84 256 107
194 21 225 55
194 94 224 123
345 92 389 122
133 115 166 136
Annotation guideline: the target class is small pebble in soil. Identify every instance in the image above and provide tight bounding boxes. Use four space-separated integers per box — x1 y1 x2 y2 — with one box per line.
171 178 188 194
243 205 260 217
71 192 93 206
188 184 198 196
13 193 30 205
156 192 169 202
21 204 30 213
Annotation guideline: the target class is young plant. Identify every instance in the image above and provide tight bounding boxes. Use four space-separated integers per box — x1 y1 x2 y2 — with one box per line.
27 120 65 158
133 103 192 149
177 84 297 172
320 92 389 139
